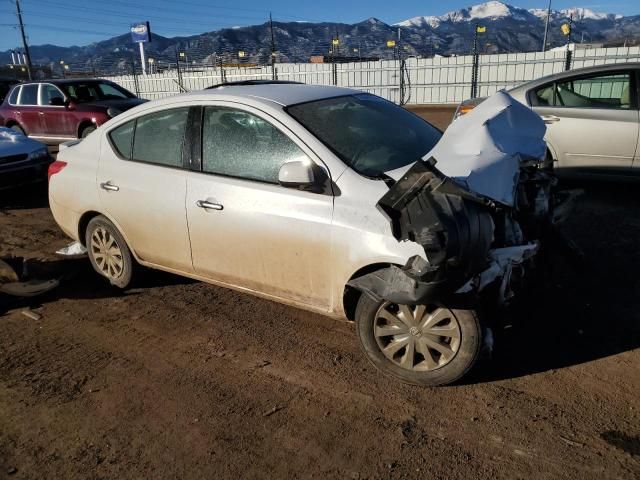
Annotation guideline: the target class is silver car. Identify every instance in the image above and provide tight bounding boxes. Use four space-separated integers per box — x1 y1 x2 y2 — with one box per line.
48 83 561 386
457 63 640 178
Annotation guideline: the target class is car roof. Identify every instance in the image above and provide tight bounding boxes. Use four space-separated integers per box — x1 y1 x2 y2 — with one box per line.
510 62 640 92
163 84 360 107
17 78 116 86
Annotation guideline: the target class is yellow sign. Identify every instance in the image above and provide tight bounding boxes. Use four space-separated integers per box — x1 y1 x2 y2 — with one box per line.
386 40 396 48
332 38 340 46
476 25 486 33
179 52 186 57
560 23 571 35
238 51 246 57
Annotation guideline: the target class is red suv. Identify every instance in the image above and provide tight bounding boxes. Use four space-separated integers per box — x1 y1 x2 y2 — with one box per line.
0 79 146 144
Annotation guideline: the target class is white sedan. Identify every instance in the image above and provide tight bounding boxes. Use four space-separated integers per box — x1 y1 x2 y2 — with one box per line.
49 82 557 386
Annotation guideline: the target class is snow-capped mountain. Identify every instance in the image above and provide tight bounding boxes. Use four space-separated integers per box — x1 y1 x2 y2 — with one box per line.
397 1 535 28
529 6 622 21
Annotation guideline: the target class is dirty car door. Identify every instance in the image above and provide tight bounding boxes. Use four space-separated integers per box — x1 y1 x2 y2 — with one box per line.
185 105 334 310
98 106 193 272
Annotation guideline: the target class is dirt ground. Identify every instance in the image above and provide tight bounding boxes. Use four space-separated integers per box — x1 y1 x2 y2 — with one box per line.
1 108 639 479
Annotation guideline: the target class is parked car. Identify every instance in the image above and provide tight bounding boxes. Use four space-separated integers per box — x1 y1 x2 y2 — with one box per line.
48 83 565 386
455 63 640 179
0 79 19 104
0 126 52 190
0 79 146 145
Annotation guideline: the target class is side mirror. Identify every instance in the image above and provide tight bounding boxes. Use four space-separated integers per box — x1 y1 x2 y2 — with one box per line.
278 160 318 190
49 97 65 106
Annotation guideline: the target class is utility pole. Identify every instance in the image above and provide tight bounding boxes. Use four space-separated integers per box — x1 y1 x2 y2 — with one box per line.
398 27 405 105
15 0 33 80
541 0 552 52
269 13 277 80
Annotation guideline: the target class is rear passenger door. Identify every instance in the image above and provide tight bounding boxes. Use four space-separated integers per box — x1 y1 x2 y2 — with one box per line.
530 70 639 172
98 105 194 272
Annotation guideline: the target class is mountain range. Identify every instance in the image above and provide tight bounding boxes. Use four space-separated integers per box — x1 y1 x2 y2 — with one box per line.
1 1 638 75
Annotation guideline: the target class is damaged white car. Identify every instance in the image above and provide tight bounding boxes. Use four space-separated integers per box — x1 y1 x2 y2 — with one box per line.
48 83 569 386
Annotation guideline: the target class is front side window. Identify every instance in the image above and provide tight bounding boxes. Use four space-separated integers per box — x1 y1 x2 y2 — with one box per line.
63 81 135 103
287 93 442 177
132 107 189 167
202 107 309 183
39 84 65 106
554 72 631 109
18 84 38 105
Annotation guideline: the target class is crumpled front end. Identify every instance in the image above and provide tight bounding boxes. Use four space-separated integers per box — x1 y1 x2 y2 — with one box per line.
349 91 575 310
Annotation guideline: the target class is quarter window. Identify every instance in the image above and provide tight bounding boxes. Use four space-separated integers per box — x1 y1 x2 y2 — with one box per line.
131 108 189 167
201 107 308 183
18 84 38 106
8 86 20 105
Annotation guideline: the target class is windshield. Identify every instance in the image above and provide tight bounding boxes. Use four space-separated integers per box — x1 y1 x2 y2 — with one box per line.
61 81 135 103
287 93 442 176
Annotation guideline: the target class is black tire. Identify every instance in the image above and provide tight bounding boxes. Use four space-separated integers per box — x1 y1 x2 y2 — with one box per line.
80 125 96 138
355 294 483 387
85 215 134 288
10 124 26 135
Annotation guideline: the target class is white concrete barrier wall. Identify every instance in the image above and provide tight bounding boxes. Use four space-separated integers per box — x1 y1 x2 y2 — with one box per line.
103 46 640 105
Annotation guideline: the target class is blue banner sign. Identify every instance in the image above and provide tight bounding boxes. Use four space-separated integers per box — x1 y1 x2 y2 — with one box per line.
130 22 151 43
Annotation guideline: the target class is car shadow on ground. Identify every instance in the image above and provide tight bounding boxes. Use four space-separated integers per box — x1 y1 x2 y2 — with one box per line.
0 256 195 316
468 180 640 383
0 182 49 210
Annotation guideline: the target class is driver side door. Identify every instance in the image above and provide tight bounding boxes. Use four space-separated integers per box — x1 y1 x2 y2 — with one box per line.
185 104 335 311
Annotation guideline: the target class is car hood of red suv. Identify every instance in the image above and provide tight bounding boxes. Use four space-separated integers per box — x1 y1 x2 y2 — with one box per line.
78 98 147 112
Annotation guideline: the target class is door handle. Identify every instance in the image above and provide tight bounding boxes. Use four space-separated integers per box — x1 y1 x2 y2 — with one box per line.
542 115 560 124
100 181 120 192
38 112 44 115
196 200 223 211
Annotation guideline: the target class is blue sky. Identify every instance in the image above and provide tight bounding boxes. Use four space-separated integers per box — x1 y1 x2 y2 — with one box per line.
1 0 637 50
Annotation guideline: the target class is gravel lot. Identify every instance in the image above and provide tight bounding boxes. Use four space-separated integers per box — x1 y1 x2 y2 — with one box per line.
1 107 639 479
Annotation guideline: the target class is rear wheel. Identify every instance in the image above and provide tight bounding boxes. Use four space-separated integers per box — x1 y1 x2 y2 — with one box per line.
80 125 96 138
10 124 25 135
85 215 133 288
355 295 482 386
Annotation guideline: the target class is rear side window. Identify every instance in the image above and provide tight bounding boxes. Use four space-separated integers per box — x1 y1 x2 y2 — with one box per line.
8 86 20 104
132 107 189 167
18 84 38 105
532 72 632 109
109 120 135 158
201 107 308 183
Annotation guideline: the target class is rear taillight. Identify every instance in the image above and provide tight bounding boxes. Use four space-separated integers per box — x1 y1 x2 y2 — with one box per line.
48 161 67 182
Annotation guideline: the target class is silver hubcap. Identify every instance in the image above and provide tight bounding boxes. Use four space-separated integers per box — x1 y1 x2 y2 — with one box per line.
90 227 124 279
373 302 461 371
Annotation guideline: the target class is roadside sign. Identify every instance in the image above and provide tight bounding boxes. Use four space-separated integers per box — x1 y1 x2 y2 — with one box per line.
386 40 396 48
561 23 571 35
130 21 152 43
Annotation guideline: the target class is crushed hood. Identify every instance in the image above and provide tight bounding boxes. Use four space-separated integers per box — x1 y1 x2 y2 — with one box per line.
388 91 546 207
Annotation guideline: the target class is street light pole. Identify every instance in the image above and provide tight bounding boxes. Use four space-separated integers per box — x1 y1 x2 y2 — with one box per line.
541 0 552 52
15 0 33 80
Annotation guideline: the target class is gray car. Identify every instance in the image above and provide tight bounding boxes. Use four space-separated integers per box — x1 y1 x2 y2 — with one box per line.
457 63 640 179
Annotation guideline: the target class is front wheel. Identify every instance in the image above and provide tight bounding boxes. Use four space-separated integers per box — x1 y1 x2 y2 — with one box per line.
355 295 482 387
80 125 96 138
85 215 134 288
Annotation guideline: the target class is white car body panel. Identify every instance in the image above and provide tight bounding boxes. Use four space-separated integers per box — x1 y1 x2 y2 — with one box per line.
49 86 427 318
